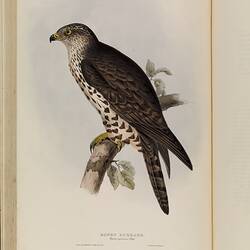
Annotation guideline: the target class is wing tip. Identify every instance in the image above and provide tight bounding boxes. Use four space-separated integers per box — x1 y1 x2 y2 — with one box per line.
167 169 171 179
185 158 193 171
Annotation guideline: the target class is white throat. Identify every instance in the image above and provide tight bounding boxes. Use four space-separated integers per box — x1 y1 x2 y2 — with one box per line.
62 36 90 62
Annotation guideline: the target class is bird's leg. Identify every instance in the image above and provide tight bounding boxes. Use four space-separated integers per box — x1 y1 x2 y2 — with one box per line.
90 132 124 152
90 132 109 152
114 139 124 152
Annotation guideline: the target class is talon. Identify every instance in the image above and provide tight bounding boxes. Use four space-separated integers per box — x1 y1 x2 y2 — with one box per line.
115 140 124 152
90 132 109 152
90 132 125 153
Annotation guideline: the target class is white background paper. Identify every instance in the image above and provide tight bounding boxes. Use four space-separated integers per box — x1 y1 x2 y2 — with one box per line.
214 0 250 249
17 0 211 249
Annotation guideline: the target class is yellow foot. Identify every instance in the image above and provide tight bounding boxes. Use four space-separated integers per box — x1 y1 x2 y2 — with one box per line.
90 132 109 152
115 139 124 152
90 132 124 152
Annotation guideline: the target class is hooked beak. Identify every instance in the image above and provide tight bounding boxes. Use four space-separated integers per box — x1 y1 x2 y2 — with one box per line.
49 33 59 43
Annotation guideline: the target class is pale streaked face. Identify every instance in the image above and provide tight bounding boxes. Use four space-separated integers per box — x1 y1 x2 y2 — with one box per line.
49 23 98 51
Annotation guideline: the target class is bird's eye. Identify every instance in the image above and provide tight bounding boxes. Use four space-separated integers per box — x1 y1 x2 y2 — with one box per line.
65 29 71 35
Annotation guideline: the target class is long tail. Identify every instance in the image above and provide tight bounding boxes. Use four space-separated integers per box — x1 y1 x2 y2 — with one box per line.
157 143 171 178
141 136 169 214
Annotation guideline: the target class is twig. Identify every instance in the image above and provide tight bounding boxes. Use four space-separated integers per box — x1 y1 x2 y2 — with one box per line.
159 94 184 111
80 140 118 193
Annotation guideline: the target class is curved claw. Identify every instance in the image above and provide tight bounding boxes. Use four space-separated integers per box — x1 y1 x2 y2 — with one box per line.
89 132 125 153
116 140 124 152
90 132 109 153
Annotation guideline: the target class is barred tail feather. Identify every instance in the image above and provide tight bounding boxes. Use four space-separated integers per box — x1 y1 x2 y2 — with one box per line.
141 138 169 214
157 143 171 178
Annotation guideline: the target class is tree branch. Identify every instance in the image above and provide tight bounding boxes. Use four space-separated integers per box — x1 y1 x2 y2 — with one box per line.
81 93 184 193
80 140 118 193
159 94 184 110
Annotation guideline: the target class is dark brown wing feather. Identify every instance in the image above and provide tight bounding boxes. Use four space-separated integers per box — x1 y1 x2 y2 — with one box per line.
157 143 171 178
81 42 192 169
140 135 169 214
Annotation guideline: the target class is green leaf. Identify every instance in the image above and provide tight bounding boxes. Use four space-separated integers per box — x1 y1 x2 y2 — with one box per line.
146 59 156 77
107 165 119 190
153 79 166 97
155 67 172 76
117 168 135 190
118 160 135 177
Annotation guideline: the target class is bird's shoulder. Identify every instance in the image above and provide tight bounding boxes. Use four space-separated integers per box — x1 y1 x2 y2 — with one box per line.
85 42 160 102
89 42 142 72
81 42 168 130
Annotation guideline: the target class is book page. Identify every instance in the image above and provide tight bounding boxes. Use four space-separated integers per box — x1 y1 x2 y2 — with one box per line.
17 1 211 249
213 0 250 249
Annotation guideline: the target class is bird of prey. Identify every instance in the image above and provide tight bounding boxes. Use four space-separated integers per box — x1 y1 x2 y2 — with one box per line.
50 23 192 214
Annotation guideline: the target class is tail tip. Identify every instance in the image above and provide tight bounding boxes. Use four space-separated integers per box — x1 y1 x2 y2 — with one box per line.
160 204 169 215
162 208 169 215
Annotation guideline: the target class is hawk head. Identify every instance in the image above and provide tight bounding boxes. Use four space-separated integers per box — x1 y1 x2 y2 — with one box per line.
50 23 98 50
